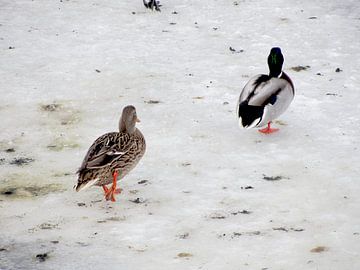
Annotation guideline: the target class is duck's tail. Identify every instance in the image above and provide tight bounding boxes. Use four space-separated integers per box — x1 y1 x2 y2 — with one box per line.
74 179 98 192
74 171 98 192
237 101 264 128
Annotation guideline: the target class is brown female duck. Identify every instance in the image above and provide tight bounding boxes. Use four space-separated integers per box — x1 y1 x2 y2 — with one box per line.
75 105 146 202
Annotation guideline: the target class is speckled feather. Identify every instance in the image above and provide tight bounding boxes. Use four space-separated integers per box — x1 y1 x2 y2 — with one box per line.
76 128 146 190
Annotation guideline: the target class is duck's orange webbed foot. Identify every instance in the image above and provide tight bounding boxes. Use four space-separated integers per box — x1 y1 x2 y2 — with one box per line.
104 171 121 202
258 122 279 134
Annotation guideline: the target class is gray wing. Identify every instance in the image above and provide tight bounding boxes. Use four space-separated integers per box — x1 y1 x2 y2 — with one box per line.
239 75 288 106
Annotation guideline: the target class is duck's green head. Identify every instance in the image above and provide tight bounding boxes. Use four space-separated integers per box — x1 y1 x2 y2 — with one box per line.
267 47 284 77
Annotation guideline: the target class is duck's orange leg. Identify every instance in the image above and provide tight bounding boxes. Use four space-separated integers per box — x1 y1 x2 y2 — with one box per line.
258 122 279 134
102 185 109 194
104 171 122 202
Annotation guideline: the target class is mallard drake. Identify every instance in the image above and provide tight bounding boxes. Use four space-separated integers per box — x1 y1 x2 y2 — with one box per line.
143 0 161 11
236 47 295 134
75 105 146 202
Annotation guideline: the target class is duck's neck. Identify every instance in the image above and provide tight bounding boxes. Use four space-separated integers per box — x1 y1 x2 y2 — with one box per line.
119 118 136 134
269 65 282 78
267 48 284 78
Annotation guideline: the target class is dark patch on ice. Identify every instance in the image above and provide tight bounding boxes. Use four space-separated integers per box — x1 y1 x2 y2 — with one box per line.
232 232 242 237
172 11 178 14
262 174 289 181
316 72 323 76
223 101 229 105
181 162 191 167
241 186 254 189
335 67 343 72
230 231 261 238
231 210 252 215
0 248 8 252
213 27 218 30
144 100 161 104
138 179 149 185
9 157 34 166
40 103 61 112
273 227 288 232
177 232 189 239
326 93 340 96
5 148 15 153
290 65 310 72
209 213 227 219
106 216 125 222
0 184 65 198
310 246 328 253
308 16 317 19
292 228 305 232
246 231 260 236
95 69 101 73
233 1 239 5
2 189 15 195
76 242 90 247
0 158 5 165
8 46 15 49
273 227 304 232
229 46 244 53
130 197 146 204
77 202 86 207
169 22 176 25
177 252 193 258
50 241 59 244
39 222 58 230
132 11 136 14
36 253 49 262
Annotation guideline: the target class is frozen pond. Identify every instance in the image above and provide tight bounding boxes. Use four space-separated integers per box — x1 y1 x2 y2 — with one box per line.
1 0 359 269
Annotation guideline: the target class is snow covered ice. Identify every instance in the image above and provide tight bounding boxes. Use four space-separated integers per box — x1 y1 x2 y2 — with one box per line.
0 0 360 269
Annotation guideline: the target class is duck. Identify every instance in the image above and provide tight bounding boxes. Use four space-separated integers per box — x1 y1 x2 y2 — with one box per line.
236 47 295 134
75 105 146 202
143 0 161 11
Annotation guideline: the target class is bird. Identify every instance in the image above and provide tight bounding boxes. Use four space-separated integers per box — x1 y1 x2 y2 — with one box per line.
236 47 295 134
75 105 146 202
143 0 161 11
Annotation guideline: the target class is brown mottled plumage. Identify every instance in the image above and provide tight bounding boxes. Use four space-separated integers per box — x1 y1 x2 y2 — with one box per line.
75 105 146 201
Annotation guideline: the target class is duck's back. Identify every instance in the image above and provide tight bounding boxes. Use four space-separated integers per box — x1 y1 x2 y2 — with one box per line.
237 73 294 128
77 129 146 188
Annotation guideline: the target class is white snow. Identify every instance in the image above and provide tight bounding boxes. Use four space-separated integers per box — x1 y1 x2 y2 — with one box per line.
1 0 360 269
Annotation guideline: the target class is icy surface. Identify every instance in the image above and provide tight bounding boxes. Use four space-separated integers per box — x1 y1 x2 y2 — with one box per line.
1 0 360 269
